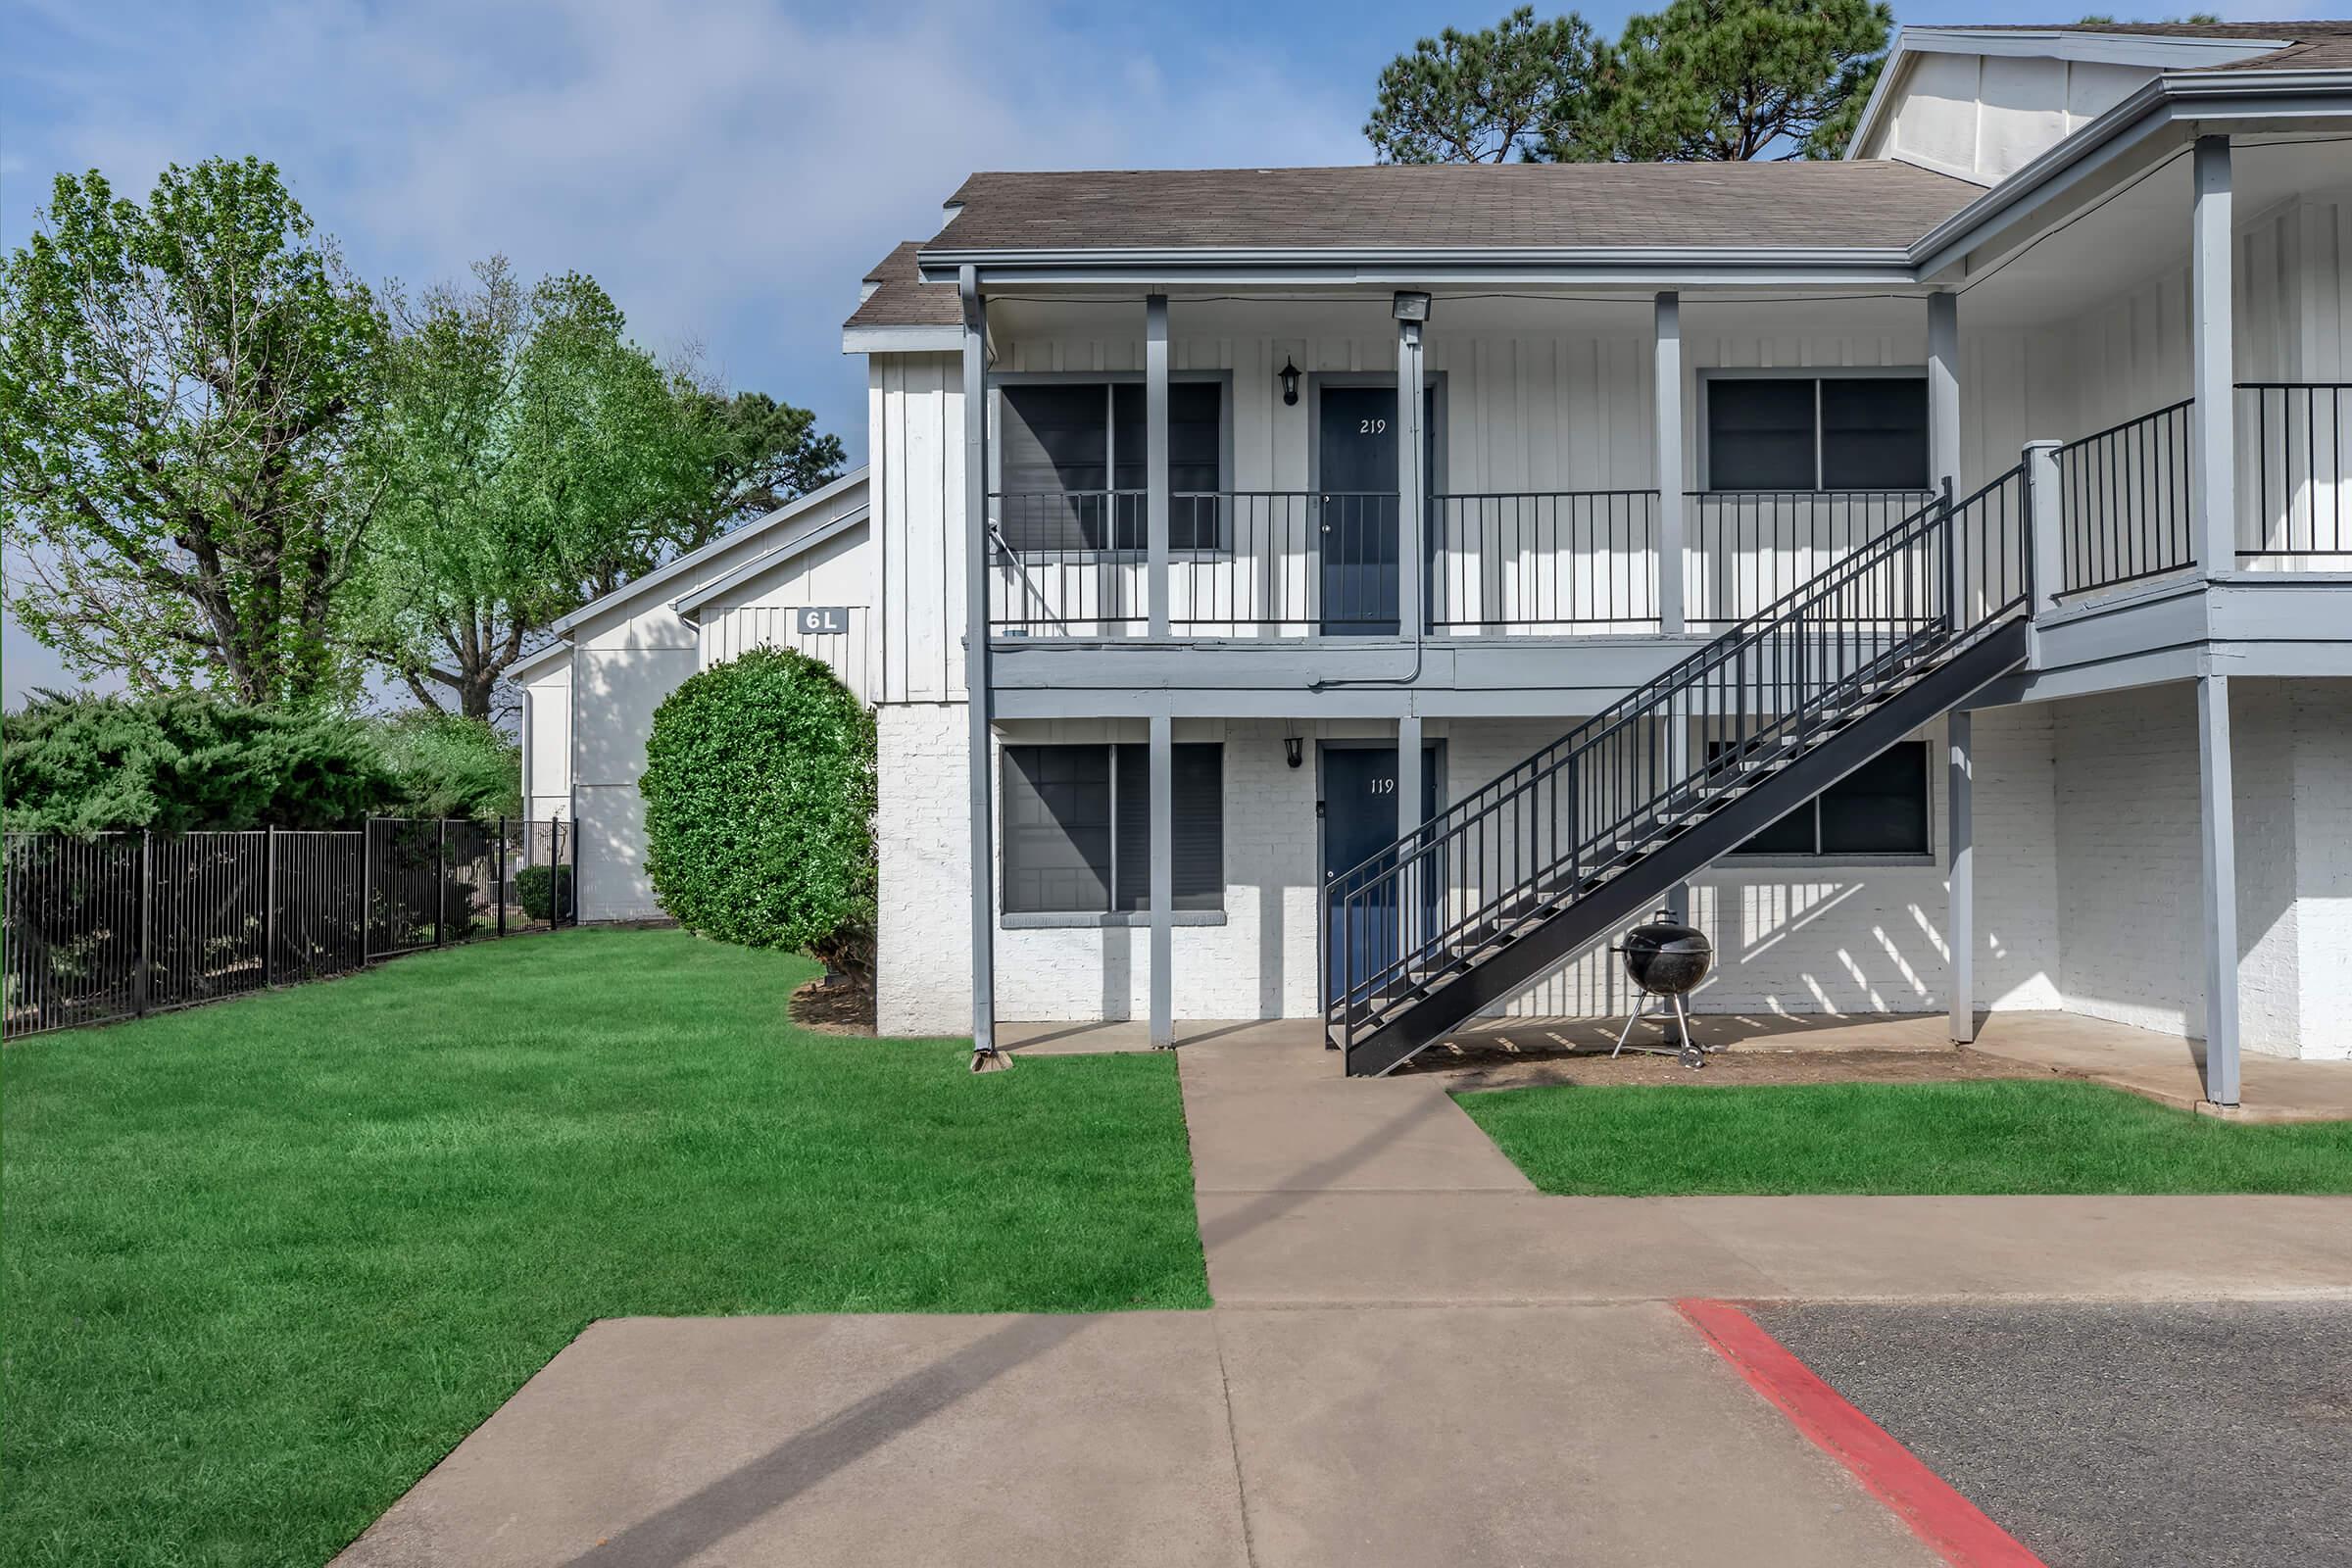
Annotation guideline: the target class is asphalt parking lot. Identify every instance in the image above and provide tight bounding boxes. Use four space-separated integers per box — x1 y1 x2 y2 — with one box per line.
1750 1300 2352 1568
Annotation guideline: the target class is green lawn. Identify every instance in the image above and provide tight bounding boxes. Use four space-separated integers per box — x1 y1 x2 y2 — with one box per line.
1457 1078 2352 1196
2 928 1206 1568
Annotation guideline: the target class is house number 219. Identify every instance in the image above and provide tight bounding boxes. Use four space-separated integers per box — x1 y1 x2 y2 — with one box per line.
1359 418 1388 435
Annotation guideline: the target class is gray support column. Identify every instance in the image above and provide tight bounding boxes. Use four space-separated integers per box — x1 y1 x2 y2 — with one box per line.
1146 294 1171 638
1396 713 1423 960
2197 672 2241 1106
2191 135 2235 577
1930 292 1966 620
1654 293 1686 636
1947 709 1975 1043
960 266 997 1057
2023 438 2065 620
1149 712 1174 1049
1396 296 1427 637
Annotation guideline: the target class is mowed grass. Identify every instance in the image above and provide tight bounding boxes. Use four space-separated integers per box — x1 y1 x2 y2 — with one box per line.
2 928 1206 1568
1457 1077 2352 1196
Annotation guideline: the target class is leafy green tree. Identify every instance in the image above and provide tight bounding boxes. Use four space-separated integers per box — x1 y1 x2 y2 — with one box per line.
365 266 840 720
370 709 520 821
1365 5 1602 163
640 647 876 993
1561 0 1894 162
675 387 845 542
0 158 389 707
1 691 399 833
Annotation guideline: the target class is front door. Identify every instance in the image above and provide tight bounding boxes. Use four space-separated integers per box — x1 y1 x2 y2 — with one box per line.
1317 387 1402 635
1323 745 1441 1005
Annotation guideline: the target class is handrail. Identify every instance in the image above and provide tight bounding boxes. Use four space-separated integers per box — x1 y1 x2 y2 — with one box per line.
1328 464 2031 1049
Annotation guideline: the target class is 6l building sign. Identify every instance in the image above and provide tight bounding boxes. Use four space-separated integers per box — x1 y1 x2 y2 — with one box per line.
795 607 853 636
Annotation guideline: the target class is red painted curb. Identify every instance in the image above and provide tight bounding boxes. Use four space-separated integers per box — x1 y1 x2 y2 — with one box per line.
1675 1298 2047 1568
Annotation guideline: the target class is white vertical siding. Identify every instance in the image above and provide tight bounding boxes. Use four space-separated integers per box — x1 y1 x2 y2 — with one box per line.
873 354 966 703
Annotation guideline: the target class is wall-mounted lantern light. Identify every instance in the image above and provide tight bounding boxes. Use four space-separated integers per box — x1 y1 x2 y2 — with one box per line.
1285 736 1304 769
1278 358 1301 407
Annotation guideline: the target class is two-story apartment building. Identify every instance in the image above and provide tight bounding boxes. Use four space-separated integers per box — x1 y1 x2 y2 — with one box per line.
828 21 2352 1105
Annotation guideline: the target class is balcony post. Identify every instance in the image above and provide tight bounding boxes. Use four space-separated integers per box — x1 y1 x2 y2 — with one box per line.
2197 672 2241 1107
1149 710 1174 1049
960 265 998 1060
2023 439 2065 619
1929 291 1963 615
2190 134 2235 577
1146 293 1171 637
1395 292 1429 636
1654 292 1686 636
1946 709 1974 1043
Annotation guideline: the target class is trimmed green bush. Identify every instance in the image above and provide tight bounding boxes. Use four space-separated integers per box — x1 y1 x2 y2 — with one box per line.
3 692 400 833
514 864 571 922
641 647 875 989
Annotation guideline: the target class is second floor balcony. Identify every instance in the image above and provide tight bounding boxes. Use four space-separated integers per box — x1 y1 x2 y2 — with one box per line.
985 378 2347 645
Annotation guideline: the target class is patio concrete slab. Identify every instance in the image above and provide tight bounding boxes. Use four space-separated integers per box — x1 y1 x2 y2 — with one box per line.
1212 1303 1941 1568
335 1313 1250 1568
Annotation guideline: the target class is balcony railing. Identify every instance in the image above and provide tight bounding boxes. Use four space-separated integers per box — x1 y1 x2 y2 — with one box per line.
1427 491 1659 633
2240 381 2352 565
1686 489 1934 630
2049 384 2349 597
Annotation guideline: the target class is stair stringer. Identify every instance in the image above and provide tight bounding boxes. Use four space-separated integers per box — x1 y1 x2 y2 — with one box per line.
1342 617 2029 1077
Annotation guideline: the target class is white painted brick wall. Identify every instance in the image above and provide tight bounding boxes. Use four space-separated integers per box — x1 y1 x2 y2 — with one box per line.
873 683 2344 1055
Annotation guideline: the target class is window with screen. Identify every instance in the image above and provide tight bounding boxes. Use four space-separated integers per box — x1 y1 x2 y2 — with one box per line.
1714 740 1930 858
1705 375 1928 492
1001 743 1224 914
997 381 1224 552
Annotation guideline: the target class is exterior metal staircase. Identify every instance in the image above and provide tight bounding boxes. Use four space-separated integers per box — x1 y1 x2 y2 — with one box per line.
1328 468 2036 1076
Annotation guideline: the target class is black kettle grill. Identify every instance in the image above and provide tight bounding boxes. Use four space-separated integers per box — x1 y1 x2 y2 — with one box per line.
1609 910 1715 1069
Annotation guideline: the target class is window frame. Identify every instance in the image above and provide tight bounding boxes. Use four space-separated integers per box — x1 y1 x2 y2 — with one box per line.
1697 367 1931 495
1715 738 1935 864
989 370 1235 560
998 740 1228 923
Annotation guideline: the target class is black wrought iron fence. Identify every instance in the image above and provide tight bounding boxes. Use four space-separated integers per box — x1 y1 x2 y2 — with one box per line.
1428 491 1660 632
2239 381 2352 563
3 816 576 1040
2053 399 2195 594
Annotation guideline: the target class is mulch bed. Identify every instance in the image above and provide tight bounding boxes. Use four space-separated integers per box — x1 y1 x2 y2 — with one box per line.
788 977 877 1036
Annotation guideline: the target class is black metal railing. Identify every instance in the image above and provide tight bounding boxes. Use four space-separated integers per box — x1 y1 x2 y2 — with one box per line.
2239 381 2352 563
2053 399 2195 594
2 816 574 1040
1427 491 1659 632
1687 489 1933 629
1326 468 2030 1054
988 490 1404 636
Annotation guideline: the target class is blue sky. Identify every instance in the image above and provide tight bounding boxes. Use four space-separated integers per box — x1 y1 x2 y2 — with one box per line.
0 0 2324 700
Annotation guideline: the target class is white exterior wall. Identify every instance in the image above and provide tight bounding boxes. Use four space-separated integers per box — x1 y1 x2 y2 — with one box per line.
1861 49 2154 184
2052 678 2352 1059
695 522 877 703
571 597 701 923
519 660 571 823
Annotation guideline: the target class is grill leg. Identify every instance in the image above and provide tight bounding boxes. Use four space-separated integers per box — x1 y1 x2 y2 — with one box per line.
1672 994 1706 1070
1610 995 1651 1059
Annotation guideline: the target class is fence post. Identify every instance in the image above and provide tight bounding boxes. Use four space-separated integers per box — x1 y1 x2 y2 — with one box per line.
434 818 447 948
567 819 580 928
496 816 508 939
264 824 277 987
360 817 374 964
135 829 152 1017
1938 476 1959 633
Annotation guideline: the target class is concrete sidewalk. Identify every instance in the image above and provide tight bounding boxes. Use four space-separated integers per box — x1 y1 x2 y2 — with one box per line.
342 1023 2352 1568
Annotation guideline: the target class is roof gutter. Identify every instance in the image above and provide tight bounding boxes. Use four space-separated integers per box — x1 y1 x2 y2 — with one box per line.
915 245 1920 290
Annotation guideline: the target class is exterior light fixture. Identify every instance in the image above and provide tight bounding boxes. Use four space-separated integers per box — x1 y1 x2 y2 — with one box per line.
1285 736 1304 769
1279 358 1300 407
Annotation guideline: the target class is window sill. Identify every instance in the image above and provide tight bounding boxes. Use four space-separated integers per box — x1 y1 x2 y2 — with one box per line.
1003 909 1229 930
1709 854 1936 872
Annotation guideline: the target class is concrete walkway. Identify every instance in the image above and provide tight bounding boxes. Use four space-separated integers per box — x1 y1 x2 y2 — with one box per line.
342 1022 2352 1568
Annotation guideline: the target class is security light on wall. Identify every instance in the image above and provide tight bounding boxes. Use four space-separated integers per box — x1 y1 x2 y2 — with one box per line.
1278 358 1300 407
1284 736 1303 769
